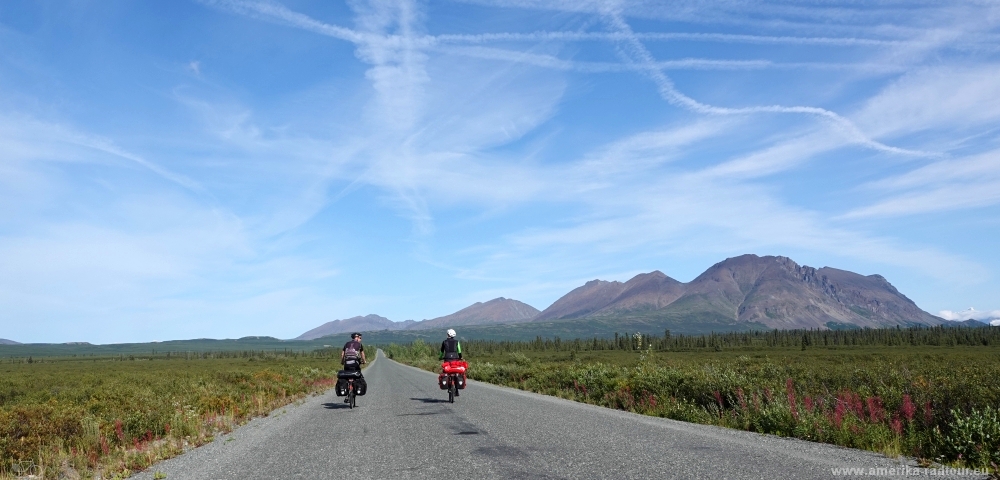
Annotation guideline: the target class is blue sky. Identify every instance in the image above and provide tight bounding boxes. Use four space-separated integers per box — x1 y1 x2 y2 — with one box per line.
2 1 999 343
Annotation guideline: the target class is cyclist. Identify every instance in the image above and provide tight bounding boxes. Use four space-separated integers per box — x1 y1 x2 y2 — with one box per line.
440 329 463 396
340 333 366 402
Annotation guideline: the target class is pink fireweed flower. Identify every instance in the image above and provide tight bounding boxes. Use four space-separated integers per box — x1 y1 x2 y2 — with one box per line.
891 416 903 435
866 397 883 423
786 378 798 420
804 396 814 413
737 387 747 411
833 399 846 429
901 394 916 422
851 393 865 418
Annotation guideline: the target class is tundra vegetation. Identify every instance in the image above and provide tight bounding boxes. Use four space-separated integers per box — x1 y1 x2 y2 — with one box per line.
0 349 352 479
384 326 1000 473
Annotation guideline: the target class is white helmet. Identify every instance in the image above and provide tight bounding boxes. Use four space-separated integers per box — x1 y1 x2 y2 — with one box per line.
447 329 456 338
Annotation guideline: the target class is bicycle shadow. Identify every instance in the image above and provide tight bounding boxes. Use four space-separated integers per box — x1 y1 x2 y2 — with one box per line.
322 402 355 409
409 397 451 404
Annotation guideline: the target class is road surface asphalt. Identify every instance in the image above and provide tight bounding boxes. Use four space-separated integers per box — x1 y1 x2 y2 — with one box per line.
131 351 984 479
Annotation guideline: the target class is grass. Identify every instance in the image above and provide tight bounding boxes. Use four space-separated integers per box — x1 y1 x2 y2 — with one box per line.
384 340 1000 474
0 350 355 479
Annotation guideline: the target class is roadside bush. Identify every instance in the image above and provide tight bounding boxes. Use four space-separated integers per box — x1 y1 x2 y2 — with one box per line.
934 406 1000 469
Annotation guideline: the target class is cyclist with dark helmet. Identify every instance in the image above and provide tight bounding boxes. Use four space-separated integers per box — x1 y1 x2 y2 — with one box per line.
339 333 367 403
341 332 366 370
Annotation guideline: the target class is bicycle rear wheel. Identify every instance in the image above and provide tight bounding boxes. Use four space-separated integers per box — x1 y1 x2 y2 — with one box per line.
349 383 356 409
448 377 455 403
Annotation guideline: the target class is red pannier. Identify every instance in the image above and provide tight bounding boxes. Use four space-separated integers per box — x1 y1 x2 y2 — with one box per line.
442 360 468 373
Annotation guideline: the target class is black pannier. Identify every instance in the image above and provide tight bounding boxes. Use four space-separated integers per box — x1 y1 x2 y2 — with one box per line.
335 378 348 396
355 377 367 396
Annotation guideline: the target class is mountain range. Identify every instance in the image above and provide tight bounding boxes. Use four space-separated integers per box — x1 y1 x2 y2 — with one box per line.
294 297 538 340
534 255 943 329
0 338 20 345
298 255 948 340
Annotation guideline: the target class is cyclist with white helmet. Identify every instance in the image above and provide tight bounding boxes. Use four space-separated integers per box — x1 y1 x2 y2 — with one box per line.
440 329 464 397
440 329 462 361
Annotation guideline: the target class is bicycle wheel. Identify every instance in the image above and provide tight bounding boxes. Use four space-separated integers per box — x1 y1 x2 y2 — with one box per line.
348 383 355 409
448 378 455 403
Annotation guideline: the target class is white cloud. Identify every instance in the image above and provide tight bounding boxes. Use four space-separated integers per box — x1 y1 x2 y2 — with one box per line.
854 65 1000 139
938 307 1000 322
842 148 1000 219
200 0 365 43
0 115 201 190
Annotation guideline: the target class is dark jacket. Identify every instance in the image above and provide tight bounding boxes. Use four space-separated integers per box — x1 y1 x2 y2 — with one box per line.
440 337 462 360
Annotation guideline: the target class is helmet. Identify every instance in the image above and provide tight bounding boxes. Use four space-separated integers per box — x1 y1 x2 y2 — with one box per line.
351 332 361 339
447 329 456 338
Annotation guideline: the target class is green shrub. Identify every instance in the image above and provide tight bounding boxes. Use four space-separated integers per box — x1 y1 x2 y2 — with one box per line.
935 406 1000 469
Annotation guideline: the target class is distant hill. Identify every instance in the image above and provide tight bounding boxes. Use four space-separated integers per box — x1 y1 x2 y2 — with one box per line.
294 314 412 340
535 255 943 330
0 338 20 345
534 279 627 320
411 297 539 330
945 319 989 327
295 298 540 340
534 271 684 321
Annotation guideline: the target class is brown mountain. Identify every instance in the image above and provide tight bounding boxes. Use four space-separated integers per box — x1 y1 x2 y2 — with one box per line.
294 298 539 339
533 280 627 321
594 271 685 315
294 314 410 340
535 255 943 330
410 297 540 330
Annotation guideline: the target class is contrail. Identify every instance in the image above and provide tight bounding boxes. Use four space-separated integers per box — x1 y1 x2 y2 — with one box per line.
431 31 909 47
70 133 203 191
600 8 937 158
199 0 367 44
204 0 936 158
439 45 907 74
202 0 914 50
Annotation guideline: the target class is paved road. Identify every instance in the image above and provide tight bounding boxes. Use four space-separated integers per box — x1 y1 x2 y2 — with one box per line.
133 351 981 479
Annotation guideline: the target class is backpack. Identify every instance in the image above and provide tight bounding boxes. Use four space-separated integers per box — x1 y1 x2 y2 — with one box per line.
343 341 361 367
344 345 359 361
